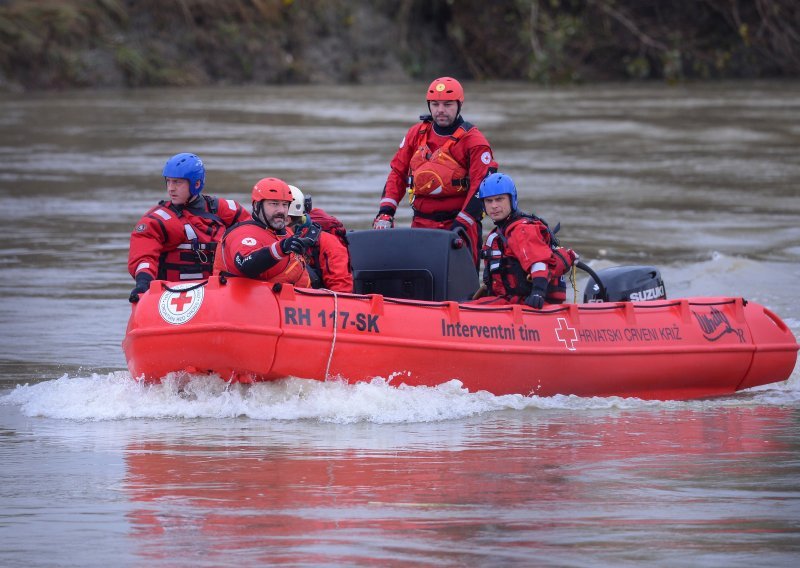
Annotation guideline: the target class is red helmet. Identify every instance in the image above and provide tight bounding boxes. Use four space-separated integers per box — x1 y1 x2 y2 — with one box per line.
426 77 464 104
252 177 292 203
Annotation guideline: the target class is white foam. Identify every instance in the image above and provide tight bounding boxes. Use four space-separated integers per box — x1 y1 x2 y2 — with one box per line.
2 368 798 423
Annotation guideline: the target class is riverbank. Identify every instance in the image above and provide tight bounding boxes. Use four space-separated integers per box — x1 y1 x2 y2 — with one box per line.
1 0 798 91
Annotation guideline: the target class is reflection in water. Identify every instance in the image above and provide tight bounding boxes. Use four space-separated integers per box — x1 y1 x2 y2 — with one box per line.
122 407 799 565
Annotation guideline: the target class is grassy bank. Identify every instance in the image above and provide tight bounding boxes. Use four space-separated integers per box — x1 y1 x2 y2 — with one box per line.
1 0 797 91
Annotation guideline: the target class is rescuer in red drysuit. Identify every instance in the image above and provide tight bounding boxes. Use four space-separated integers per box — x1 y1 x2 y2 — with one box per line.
128 152 250 302
474 173 578 308
287 184 353 293
214 177 312 287
372 76 497 267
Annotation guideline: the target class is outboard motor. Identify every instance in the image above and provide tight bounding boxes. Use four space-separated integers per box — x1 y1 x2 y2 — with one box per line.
583 265 666 303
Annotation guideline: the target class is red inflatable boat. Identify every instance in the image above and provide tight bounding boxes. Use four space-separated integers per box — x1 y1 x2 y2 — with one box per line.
122 229 798 400
123 283 798 400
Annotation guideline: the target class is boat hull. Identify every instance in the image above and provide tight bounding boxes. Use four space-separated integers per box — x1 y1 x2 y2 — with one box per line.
123 277 798 400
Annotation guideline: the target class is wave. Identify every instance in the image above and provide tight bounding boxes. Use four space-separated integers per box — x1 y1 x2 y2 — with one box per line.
2 369 798 423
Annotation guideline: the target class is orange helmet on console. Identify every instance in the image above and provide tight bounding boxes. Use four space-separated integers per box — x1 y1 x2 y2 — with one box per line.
252 177 292 203
426 77 464 104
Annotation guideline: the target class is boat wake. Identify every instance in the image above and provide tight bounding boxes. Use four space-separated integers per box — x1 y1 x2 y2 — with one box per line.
2 368 798 423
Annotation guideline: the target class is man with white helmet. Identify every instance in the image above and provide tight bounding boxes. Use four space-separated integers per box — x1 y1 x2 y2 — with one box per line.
373 76 497 267
128 152 250 302
287 184 353 292
214 177 312 286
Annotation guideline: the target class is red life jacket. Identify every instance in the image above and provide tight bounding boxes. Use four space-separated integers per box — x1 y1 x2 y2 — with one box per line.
306 229 353 292
481 213 554 299
129 196 248 282
216 220 311 287
408 121 471 197
300 211 353 292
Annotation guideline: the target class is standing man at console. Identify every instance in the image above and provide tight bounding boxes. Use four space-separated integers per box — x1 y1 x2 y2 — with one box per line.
372 77 497 266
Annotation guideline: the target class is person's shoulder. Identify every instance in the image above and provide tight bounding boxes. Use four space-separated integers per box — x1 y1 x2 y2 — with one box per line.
224 218 254 236
211 195 246 211
407 118 431 134
138 202 175 222
228 221 273 245
504 214 528 230
460 123 492 146
508 215 546 239
319 229 344 248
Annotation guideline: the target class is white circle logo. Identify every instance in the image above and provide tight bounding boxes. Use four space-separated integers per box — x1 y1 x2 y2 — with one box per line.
481 151 492 165
158 283 205 325
241 237 257 246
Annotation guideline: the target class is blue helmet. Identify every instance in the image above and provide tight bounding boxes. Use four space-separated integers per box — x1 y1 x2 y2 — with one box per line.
163 153 205 196
478 172 518 210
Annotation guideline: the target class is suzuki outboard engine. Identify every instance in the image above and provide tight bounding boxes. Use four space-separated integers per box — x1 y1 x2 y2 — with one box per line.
583 265 666 303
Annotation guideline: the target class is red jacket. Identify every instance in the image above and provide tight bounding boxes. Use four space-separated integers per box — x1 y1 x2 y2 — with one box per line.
379 116 496 226
215 221 310 287
482 214 556 301
128 195 250 282
310 230 353 292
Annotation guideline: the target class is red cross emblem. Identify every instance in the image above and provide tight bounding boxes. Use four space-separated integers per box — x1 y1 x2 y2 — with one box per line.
555 318 578 351
158 284 204 325
170 291 193 312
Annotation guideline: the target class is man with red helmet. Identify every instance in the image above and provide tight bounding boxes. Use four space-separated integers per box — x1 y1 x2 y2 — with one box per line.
128 152 250 302
286 184 353 292
373 76 497 266
214 177 312 287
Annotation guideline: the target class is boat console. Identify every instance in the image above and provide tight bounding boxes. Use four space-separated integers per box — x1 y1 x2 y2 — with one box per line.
348 228 479 302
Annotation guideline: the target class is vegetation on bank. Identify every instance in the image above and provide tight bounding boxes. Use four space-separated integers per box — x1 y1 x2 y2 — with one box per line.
1 0 798 91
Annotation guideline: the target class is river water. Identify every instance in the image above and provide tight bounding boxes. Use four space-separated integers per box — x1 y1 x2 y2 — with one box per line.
1 81 799 566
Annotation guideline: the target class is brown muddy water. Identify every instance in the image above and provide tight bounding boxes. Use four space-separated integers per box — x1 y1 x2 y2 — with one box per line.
1 81 799 567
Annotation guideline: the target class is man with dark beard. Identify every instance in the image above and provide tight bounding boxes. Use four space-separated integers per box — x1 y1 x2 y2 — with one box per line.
214 177 313 286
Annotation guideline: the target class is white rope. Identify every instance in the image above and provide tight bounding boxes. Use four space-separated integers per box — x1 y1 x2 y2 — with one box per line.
324 289 338 381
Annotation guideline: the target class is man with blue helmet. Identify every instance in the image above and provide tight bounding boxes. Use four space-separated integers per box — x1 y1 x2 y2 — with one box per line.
127 152 250 302
475 172 577 308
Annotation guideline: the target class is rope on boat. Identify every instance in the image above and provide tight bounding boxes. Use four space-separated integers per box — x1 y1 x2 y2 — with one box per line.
569 265 579 303
162 280 208 293
325 289 339 381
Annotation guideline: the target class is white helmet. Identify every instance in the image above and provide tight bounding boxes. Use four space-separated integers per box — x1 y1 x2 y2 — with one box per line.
288 185 305 218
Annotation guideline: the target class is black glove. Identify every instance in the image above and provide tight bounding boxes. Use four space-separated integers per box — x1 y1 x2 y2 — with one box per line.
280 235 312 255
128 273 154 303
524 277 548 309
525 292 544 309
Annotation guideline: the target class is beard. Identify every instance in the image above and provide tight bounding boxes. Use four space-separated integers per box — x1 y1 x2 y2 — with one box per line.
266 214 287 231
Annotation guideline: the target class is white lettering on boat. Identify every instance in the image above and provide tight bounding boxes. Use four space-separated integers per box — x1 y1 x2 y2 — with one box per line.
629 286 665 301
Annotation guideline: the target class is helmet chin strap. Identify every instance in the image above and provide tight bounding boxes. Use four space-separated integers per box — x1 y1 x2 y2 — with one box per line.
253 201 265 223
